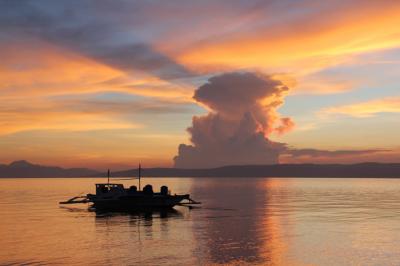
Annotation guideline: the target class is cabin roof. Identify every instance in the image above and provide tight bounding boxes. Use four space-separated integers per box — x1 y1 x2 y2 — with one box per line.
95 183 123 186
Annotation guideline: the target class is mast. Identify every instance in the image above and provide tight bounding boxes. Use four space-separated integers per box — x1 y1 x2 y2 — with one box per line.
107 169 110 185
138 163 141 190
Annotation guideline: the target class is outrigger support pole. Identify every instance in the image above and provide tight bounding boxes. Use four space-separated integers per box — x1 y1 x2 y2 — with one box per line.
178 197 202 208
138 163 141 190
59 195 89 204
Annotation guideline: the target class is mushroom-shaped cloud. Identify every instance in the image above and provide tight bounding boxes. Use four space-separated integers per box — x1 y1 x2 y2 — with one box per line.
174 72 294 168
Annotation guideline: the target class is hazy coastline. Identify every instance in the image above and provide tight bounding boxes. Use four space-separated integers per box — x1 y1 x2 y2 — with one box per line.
2 160 400 178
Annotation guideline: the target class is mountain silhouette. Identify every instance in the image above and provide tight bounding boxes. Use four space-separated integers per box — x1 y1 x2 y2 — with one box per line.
108 163 400 178
0 160 99 178
1 161 400 178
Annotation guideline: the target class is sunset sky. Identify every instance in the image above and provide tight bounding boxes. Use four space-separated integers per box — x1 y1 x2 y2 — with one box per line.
1 0 400 169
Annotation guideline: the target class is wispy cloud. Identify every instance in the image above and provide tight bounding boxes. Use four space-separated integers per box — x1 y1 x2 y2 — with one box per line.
285 148 390 158
280 148 400 164
0 1 195 80
321 97 400 117
177 1 400 73
0 93 196 135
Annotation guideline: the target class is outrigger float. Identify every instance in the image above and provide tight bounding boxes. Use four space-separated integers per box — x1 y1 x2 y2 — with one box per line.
59 165 200 211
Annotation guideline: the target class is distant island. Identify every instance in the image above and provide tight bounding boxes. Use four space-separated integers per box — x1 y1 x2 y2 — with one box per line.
1 160 400 178
0 160 99 178
111 163 400 178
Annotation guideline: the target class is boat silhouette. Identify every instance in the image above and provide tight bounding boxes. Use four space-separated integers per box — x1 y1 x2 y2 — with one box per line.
59 164 200 210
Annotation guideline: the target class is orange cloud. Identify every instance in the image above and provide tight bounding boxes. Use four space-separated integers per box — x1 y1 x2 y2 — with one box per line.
180 5 400 65
0 39 196 136
0 39 195 102
280 149 400 164
274 117 295 135
321 97 400 117
0 108 142 136
0 41 121 96
288 74 356 95
173 2 400 94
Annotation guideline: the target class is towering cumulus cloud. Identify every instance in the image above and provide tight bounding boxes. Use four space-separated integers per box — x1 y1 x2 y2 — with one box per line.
174 72 294 168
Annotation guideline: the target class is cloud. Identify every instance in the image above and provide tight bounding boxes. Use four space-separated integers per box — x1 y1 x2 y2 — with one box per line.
280 148 398 164
286 148 389 158
174 72 293 168
177 1 400 72
173 72 396 168
321 97 400 117
0 92 195 135
290 74 356 95
274 117 295 135
0 0 194 80
0 40 122 96
91 43 194 80
0 39 196 105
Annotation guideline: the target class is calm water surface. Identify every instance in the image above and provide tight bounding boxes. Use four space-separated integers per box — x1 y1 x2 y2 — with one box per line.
1 177 400 265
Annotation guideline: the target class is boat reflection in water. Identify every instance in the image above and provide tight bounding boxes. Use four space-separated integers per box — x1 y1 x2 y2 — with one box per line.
94 208 184 232
189 178 288 265
60 205 184 219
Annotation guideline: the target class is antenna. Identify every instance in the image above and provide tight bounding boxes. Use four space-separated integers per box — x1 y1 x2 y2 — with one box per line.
138 163 141 191
107 169 110 185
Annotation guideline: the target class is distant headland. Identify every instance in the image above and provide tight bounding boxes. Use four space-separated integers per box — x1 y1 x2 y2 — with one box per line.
0 160 99 178
1 160 400 178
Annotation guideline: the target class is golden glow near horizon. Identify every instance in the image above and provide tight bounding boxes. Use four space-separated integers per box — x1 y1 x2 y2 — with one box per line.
1 1 400 168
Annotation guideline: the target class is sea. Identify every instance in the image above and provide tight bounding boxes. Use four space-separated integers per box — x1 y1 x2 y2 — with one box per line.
1 177 400 265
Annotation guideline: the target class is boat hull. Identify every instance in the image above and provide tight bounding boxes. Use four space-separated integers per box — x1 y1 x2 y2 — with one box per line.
90 194 189 211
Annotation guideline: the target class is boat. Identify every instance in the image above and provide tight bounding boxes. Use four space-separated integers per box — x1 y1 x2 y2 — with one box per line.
59 165 200 211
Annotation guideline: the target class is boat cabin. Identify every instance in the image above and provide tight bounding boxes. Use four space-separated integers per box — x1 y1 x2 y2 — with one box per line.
95 183 171 197
96 183 125 195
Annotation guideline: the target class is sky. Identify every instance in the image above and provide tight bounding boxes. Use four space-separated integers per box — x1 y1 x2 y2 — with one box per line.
0 0 399 169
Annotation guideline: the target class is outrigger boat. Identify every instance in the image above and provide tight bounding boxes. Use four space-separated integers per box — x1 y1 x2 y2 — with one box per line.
60 164 200 210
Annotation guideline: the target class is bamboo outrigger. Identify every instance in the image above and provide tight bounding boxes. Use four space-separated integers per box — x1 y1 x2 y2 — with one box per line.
59 164 200 210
